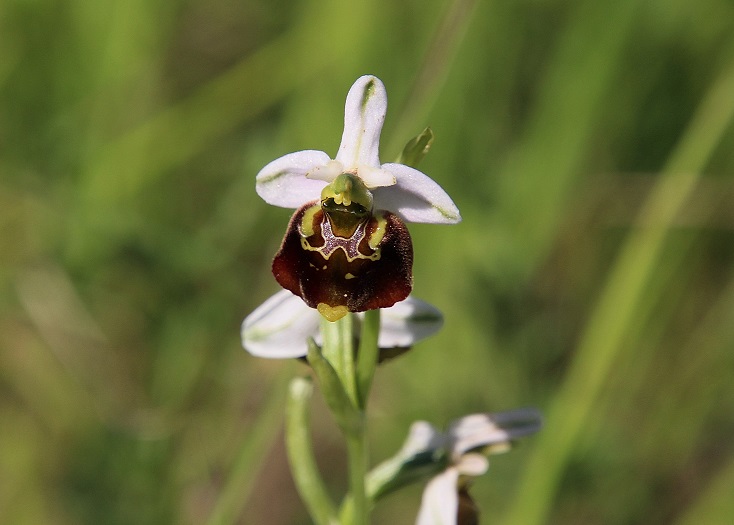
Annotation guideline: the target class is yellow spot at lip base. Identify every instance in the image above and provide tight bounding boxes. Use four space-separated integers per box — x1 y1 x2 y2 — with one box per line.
368 213 387 250
317 303 349 322
300 204 320 237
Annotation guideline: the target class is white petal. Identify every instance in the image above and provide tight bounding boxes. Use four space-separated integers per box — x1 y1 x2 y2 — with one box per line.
241 290 320 358
306 159 344 183
373 163 461 224
377 296 443 348
416 467 460 525
335 75 387 170
357 164 396 189
256 150 331 208
455 453 489 477
448 408 543 457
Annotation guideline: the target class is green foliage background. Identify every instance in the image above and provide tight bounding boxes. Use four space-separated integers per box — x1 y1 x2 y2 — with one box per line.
2 0 734 523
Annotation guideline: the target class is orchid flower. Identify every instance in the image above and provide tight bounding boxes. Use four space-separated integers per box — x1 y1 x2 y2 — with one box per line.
255 75 460 321
242 289 443 359
410 409 543 525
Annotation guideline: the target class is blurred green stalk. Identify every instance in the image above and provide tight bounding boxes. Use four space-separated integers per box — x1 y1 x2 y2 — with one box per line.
205 366 292 525
505 59 734 525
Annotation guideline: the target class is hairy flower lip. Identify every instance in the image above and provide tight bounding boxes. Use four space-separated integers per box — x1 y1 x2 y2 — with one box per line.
255 75 461 225
272 203 413 314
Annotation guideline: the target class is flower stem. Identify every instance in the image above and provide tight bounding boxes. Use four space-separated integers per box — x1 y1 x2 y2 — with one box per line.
345 423 368 525
320 314 358 407
319 314 373 524
356 309 380 408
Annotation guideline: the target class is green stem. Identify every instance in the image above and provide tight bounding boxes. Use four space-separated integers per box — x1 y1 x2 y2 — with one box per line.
320 315 358 407
285 377 338 525
356 309 380 408
320 310 380 525
318 313 372 524
346 425 368 525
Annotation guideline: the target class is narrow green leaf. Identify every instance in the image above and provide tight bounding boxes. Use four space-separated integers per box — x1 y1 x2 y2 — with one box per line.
307 339 362 436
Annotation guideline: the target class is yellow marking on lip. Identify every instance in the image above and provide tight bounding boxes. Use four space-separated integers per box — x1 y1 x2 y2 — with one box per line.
300 204 320 237
368 213 387 250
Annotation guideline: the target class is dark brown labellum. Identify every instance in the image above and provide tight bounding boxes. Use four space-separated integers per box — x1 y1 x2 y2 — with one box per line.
272 200 413 315
457 487 480 525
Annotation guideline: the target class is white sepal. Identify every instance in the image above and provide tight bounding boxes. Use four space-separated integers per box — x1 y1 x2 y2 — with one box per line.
379 297 443 348
242 292 444 359
241 290 321 358
448 408 544 457
335 75 387 170
255 150 330 208
374 163 461 224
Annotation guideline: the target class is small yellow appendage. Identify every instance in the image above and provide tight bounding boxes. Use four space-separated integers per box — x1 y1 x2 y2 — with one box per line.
317 303 349 322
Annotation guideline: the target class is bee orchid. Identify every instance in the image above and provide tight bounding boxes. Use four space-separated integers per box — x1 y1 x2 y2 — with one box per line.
255 75 460 321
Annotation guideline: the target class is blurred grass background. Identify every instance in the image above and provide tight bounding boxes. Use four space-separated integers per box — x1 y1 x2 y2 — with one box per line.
2 0 734 523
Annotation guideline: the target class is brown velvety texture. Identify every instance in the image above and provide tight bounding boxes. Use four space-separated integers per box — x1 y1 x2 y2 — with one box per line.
272 202 413 312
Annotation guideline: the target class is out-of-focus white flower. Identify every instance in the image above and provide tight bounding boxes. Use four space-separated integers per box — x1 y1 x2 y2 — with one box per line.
413 409 543 525
242 289 443 359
